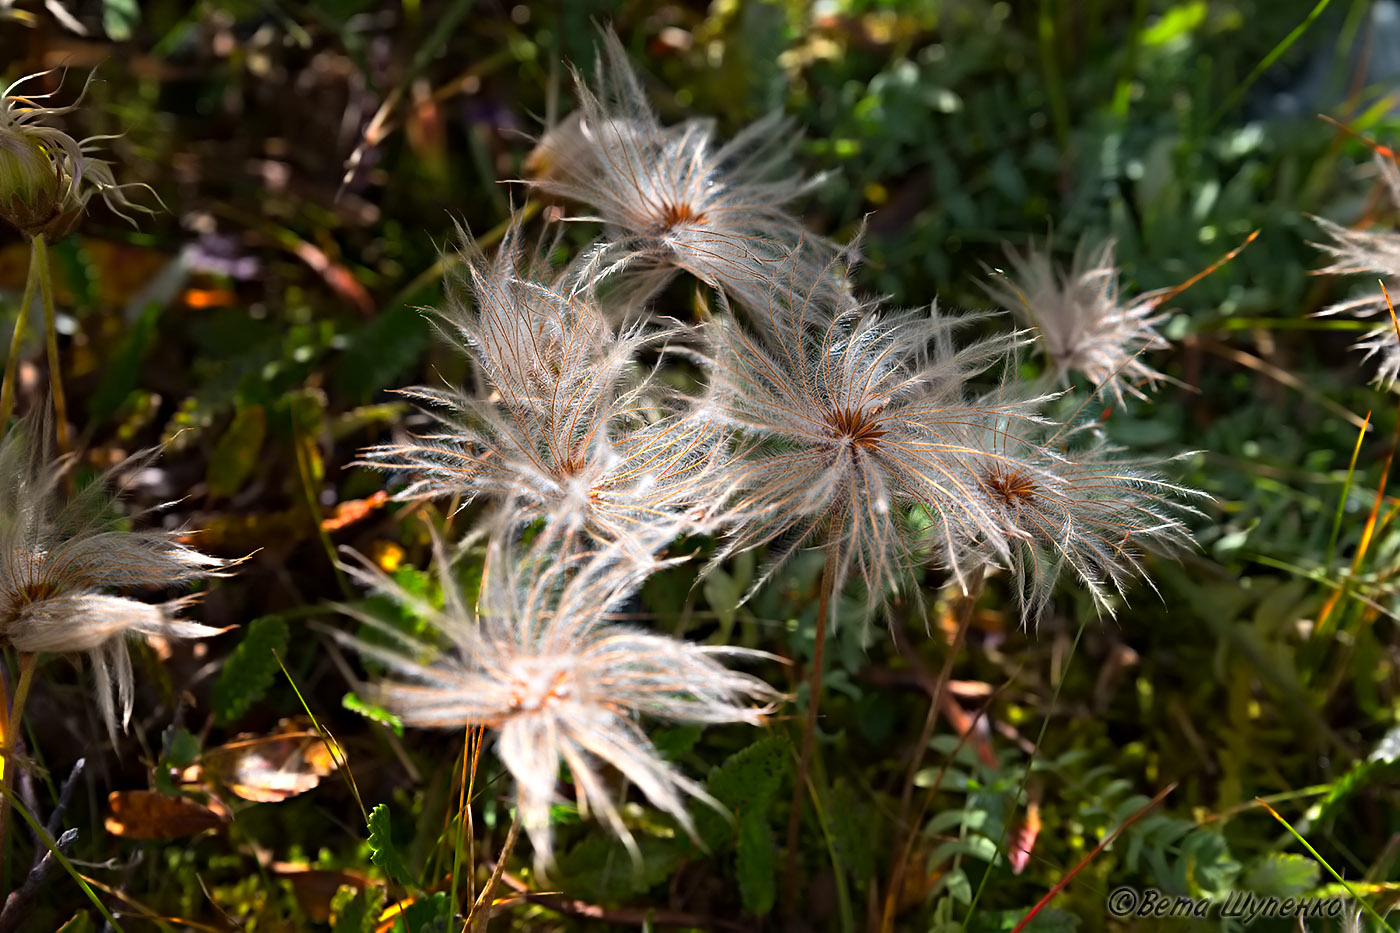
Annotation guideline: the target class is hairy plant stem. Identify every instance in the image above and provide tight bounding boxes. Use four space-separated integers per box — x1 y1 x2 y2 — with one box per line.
880 565 985 932
0 251 40 428
782 540 840 916
0 653 39 883
32 237 69 474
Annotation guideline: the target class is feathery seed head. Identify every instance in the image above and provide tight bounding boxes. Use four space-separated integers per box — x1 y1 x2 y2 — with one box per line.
337 537 780 871
0 415 232 738
946 398 1207 620
982 240 1169 403
1312 154 1400 387
700 259 1037 605
525 29 840 316
362 220 725 558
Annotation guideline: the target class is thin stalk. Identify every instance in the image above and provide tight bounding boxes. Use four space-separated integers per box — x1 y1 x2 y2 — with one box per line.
782 541 840 916
470 813 521 931
880 566 984 931
32 235 70 470
0 652 38 879
0 251 40 428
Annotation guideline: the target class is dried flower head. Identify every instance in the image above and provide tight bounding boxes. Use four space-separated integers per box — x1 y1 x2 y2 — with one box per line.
982 240 1169 403
0 415 231 738
361 223 724 557
0 71 159 241
699 261 1038 605
1312 154 1400 388
338 538 780 870
524 30 839 317
946 390 1206 619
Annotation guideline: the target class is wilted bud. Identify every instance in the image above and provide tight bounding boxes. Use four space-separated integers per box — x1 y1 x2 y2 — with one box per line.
1 70 160 242
0 129 63 236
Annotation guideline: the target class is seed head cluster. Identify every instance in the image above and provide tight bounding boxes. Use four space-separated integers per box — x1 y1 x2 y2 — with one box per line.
340 29 1214 869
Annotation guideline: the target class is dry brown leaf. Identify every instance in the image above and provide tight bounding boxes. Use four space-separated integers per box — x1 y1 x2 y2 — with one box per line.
105 790 227 840
194 717 342 803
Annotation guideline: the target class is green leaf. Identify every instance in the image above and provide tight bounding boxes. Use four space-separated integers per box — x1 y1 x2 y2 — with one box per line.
554 833 684 902
388 891 448 932
211 616 288 726
343 691 404 737
736 812 775 915
696 736 789 851
102 0 141 40
367 804 414 886
207 404 266 498
162 725 201 770
331 884 385 933
1241 852 1320 897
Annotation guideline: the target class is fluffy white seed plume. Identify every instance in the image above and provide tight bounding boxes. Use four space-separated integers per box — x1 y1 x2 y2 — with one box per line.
336 537 780 870
360 221 725 558
982 239 1170 404
944 387 1207 620
524 29 842 319
1312 155 1400 388
0 415 231 738
697 255 1040 607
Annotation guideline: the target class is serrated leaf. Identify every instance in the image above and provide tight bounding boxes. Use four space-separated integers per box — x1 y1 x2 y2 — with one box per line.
367 804 413 886
207 404 266 498
331 884 385 933
736 812 775 915
211 616 289 725
696 736 789 851
343 691 404 737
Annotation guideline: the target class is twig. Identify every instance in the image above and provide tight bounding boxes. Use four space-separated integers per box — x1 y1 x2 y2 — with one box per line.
40 758 83 861
0 827 77 932
469 813 520 930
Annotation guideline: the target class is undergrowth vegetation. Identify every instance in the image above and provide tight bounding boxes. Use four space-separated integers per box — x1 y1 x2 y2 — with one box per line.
0 2 1397 932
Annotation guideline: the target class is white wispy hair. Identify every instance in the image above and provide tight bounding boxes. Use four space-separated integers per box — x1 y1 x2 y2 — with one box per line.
336 537 780 871
524 29 842 319
696 258 1041 607
1 70 158 238
1312 155 1400 388
0 415 230 738
982 239 1169 404
943 386 1208 619
359 221 725 558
